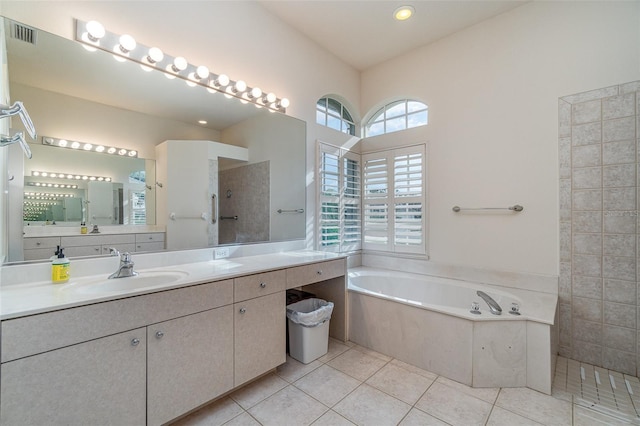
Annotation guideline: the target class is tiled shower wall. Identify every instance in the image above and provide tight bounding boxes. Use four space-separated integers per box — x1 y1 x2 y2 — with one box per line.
558 80 640 376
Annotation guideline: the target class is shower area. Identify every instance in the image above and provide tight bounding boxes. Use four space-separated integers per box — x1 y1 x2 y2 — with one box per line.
558 80 639 376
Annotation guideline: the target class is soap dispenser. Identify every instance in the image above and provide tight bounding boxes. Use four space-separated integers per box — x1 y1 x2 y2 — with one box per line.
51 247 70 284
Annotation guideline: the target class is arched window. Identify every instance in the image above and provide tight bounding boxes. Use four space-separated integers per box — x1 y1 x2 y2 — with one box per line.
316 96 355 135
365 99 428 137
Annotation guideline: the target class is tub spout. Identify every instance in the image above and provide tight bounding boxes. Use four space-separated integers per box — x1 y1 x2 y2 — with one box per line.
477 291 502 315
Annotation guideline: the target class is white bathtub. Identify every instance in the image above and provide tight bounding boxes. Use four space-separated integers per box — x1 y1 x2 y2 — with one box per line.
347 267 558 393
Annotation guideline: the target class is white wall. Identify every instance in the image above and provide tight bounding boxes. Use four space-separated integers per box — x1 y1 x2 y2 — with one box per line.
361 1 640 276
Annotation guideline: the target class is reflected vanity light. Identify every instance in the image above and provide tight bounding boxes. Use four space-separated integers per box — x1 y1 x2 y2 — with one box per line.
42 136 138 158
32 171 111 182
27 182 78 189
74 19 290 112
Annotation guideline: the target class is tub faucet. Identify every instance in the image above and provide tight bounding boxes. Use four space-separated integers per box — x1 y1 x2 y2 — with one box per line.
108 251 138 279
477 291 502 315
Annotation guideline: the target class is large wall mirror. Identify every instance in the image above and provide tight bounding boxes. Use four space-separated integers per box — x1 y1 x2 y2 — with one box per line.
3 17 306 263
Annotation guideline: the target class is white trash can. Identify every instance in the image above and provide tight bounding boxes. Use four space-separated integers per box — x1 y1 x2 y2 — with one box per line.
286 298 334 364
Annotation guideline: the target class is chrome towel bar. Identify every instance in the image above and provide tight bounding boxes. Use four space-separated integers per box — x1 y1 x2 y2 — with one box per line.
452 205 523 213
169 212 207 220
220 215 238 221
277 208 304 214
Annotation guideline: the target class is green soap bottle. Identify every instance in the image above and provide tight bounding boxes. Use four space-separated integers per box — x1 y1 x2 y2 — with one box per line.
51 248 70 284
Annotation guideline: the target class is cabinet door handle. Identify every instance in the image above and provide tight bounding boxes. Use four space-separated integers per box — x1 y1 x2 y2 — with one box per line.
239 307 246 314
131 338 140 346
36 242 41 246
260 282 266 288
317 270 323 275
155 331 164 339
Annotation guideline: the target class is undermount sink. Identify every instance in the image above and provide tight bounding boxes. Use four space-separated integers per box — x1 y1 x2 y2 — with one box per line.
69 270 190 294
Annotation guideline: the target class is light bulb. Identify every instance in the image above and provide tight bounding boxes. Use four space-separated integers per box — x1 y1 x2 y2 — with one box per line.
233 80 247 93
166 56 188 78
196 65 209 80
278 98 290 109
82 176 89 180
107 147 117 154
58 139 68 147
118 149 127 155
71 141 80 149
128 151 137 157
89 176 96 181
215 74 230 87
394 6 414 21
98 177 104 181
247 87 262 99
85 21 105 41
95 146 105 153
141 47 164 71
41 172 48 177
262 92 276 104
118 34 136 52
83 143 93 151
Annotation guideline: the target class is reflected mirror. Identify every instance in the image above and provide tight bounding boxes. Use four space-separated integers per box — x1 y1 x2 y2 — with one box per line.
3 17 306 263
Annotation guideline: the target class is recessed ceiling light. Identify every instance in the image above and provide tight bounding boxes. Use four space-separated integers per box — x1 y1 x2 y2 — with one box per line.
198 120 207 125
394 5 415 21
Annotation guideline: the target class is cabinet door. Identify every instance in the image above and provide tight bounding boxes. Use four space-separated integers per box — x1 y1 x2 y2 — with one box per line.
0 328 146 426
147 306 234 426
234 291 286 386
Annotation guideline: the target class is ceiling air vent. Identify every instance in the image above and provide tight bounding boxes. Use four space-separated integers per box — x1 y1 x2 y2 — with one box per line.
10 22 37 45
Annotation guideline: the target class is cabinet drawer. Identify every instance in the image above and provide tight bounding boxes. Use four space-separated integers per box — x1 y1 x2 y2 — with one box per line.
23 248 57 261
23 237 60 250
61 234 136 247
234 270 286 302
286 259 345 289
135 241 165 252
1 279 234 362
135 232 165 243
64 245 102 257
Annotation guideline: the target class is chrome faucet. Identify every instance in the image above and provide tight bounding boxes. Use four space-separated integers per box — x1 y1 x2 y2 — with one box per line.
477 291 502 315
108 250 138 279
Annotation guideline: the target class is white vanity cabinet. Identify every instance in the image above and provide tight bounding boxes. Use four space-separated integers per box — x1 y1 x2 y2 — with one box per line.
233 270 286 386
0 328 147 425
147 306 234 426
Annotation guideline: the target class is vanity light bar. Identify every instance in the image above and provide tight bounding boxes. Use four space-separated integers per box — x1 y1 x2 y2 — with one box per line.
24 192 74 199
27 182 79 189
74 19 290 113
42 136 138 158
31 171 112 182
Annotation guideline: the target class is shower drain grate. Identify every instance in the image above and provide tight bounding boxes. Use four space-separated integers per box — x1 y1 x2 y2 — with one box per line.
553 356 640 424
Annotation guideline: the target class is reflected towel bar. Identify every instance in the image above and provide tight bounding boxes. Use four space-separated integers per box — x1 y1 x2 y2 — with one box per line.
452 205 524 213
277 208 304 214
169 212 207 221
220 215 238 220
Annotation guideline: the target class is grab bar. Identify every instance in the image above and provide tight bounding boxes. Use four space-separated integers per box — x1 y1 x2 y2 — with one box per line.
220 215 238 220
452 204 523 213
1 102 36 139
169 212 207 221
277 208 304 214
211 194 217 224
0 131 32 159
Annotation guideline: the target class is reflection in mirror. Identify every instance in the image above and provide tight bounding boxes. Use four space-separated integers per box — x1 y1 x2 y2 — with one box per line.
3 16 306 264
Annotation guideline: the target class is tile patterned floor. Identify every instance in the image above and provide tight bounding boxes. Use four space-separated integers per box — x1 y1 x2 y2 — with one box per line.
172 340 640 426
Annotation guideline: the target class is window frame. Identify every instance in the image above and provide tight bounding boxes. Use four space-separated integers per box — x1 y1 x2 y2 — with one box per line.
316 97 356 136
365 99 428 138
316 142 362 253
362 144 427 255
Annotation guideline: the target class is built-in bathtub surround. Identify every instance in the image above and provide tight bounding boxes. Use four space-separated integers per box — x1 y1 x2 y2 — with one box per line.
558 80 640 376
348 266 557 394
218 161 269 244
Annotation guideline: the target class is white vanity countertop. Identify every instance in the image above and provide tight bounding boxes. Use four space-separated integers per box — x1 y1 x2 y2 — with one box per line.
23 225 166 238
0 250 345 320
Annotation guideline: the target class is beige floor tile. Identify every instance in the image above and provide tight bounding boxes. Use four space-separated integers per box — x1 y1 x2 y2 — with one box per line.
333 384 411 426
573 404 639 425
294 364 361 407
248 385 328 426
171 397 244 426
276 355 322 383
415 381 492 426
222 412 261 426
496 387 572 426
436 375 499 404
486 406 544 425
389 359 438 380
317 338 351 363
397 408 448 425
229 373 288 409
310 410 356 426
328 348 388 381
366 363 434 405
351 344 393 361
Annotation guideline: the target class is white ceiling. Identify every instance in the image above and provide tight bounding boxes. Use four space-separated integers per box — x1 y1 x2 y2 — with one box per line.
259 1 527 71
